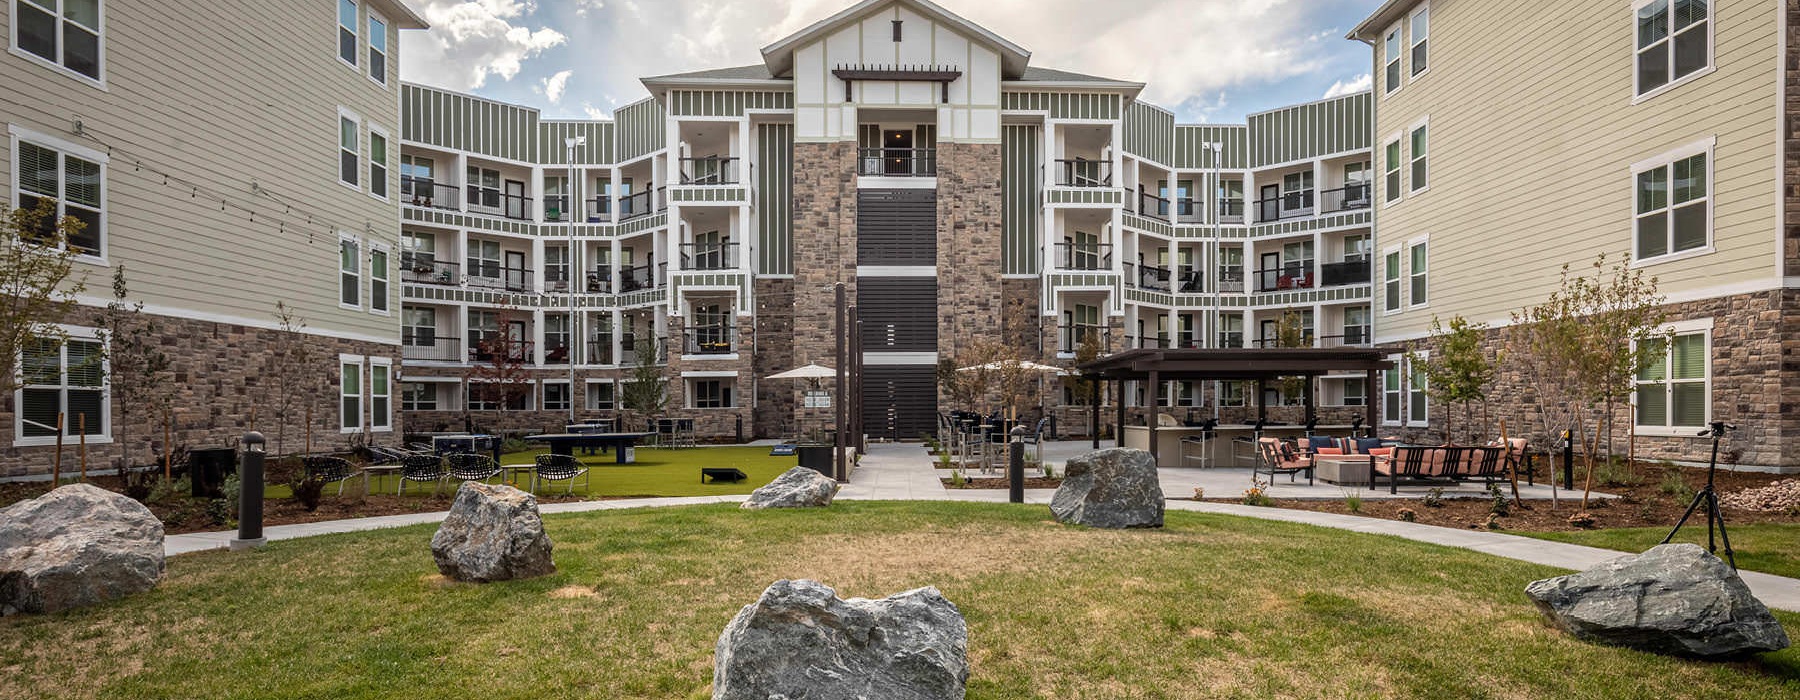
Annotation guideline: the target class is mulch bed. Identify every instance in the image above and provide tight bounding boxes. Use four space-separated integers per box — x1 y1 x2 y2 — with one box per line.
944 477 1064 490
1200 462 1800 532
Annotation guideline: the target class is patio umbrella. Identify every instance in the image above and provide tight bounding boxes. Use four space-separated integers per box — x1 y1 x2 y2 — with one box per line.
764 363 838 380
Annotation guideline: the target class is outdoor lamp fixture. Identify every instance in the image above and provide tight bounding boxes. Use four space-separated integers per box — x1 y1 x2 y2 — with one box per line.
230 431 267 552
565 136 586 424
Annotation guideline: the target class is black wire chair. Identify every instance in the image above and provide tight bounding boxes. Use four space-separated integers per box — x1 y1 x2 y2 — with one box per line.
398 454 447 495
446 453 502 484
531 453 590 496
303 456 362 496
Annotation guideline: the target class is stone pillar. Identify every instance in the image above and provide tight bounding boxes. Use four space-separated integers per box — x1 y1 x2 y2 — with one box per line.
790 141 859 433
936 141 1005 365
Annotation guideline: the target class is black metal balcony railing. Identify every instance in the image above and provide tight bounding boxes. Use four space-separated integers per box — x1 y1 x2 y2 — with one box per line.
1137 189 1171 221
619 188 667 220
542 266 575 293
1174 197 1204 223
619 262 666 293
858 148 937 177
1053 159 1112 187
585 266 613 294
1054 242 1113 271
1178 270 1203 293
1219 197 1245 224
679 157 741 185
401 333 460 362
1256 189 1315 222
542 338 572 365
1218 331 1244 349
1319 183 1372 214
467 265 534 293
1319 260 1372 287
543 194 573 222
467 336 533 363
1253 266 1314 293
620 334 668 365
680 242 738 271
1126 336 1171 350
684 326 737 355
1059 324 1107 354
466 187 534 221
1253 332 1372 349
400 255 459 286
1217 268 1245 293
584 195 612 222
587 336 615 365
401 177 461 210
1253 335 1316 349
1124 262 1172 292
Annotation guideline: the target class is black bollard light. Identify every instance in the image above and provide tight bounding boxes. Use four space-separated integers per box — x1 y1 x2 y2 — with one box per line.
1009 424 1027 504
1560 429 1575 490
230 431 267 552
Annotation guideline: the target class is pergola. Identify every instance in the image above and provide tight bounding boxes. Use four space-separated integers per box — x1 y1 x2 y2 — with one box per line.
1077 348 1395 461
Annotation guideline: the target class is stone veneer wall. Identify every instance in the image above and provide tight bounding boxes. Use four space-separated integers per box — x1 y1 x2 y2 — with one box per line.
936 143 1004 367
789 142 858 433
1381 291 1796 472
753 278 797 440
0 308 402 479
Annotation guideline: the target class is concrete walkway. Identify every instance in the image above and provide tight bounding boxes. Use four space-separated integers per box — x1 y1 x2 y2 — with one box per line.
165 442 1800 612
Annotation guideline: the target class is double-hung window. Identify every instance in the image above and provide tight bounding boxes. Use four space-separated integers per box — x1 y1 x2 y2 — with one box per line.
367 13 387 84
1407 354 1429 427
1381 357 1403 425
402 306 436 347
339 237 361 308
1634 143 1710 261
15 0 102 81
369 245 389 313
692 379 733 409
401 155 435 202
1383 140 1402 203
17 332 106 444
1409 6 1429 76
1383 27 1402 93
1383 250 1402 312
369 359 391 431
1408 240 1428 306
339 113 359 187
401 382 435 411
13 135 103 255
368 128 388 199
586 381 615 410
543 382 571 411
1635 324 1709 432
1409 124 1429 192
1635 0 1709 97
337 0 358 67
340 358 361 431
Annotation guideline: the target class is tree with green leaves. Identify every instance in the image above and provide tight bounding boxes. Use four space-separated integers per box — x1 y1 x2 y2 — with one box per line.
1060 330 1105 437
95 265 171 492
1272 309 1310 404
621 341 668 433
1411 315 1497 445
0 203 86 401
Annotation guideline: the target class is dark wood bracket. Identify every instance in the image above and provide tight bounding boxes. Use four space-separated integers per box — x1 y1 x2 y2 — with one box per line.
832 64 962 104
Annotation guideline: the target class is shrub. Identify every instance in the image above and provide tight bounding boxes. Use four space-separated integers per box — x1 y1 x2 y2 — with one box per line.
1042 463 1056 479
1594 457 1643 487
1192 486 1206 501
1421 487 1445 508
1343 491 1363 513
1659 467 1695 504
1567 512 1597 529
290 473 325 512
1396 507 1418 523
221 473 242 517
1488 484 1510 517
205 498 232 526
502 437 532 454
1242 484 1273 507
948 470 965 488
146 476 190 505
1483 513 1504 530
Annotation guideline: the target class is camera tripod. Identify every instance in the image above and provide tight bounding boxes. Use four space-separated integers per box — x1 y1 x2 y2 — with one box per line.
1661 421 1736 570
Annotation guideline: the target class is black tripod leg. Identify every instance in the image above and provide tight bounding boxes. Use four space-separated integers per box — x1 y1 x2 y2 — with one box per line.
1662 489 1710 545
1709 491 1737 570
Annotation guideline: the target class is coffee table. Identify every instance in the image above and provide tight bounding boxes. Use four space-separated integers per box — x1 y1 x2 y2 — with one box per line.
1314 455 1374 486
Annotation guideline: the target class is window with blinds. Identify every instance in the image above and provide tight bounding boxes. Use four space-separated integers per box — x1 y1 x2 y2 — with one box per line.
14 140 102 254
1637 331 1709 430
17 334 106 442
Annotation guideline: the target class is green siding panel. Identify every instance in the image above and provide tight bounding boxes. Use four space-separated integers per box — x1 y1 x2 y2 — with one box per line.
1002 124 1041 275
669 90 795 117
1173 125 1247 170
615 97 667 162
757 123 794 275
537 121 614 165
1123 101 1174 166
1246 92 1372 168
404 84 620 165
1001 92 1122 121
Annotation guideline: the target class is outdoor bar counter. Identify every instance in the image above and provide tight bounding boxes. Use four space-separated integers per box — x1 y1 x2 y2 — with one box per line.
1122 424 1358 468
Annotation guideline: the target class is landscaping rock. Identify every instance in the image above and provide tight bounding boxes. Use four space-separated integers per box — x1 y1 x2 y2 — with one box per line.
1050 448 1164 528
430 482 555 583
713 579 968 700
1525 543 1790 658
740 466 837 509
0 483 165 615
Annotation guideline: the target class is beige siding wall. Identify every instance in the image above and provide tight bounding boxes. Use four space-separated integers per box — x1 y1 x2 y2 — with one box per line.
1372 0 1781 340
0 0 408 344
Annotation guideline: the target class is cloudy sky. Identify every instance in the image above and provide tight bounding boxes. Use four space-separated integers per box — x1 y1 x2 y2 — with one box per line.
398 0 1383 124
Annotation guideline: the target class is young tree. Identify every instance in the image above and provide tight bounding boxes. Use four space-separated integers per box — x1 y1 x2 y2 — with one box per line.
1412 315 1497 444
266 302 321 456
462 307 536 425
0 203 86 400
95 265 171 490
1272 309 1310 404
620 341 668 432
1060 330 1105 436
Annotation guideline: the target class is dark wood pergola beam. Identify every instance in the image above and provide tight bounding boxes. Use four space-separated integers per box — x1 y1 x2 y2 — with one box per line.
832 64 963 103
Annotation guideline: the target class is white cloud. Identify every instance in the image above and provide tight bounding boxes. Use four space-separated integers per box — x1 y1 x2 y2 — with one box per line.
400 0 567 91
540 69 574 103
575 0 605 16
580 102 610 120
1322 73 1372 99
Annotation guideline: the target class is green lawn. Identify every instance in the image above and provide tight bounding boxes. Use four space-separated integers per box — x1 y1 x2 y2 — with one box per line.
1 503 1794 699
1519 523 1800 580
269 446 797 500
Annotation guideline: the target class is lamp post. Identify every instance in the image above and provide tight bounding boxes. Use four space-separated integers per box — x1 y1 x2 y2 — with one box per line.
1204 141 1224 423
229 431 266 552
565 136 585 425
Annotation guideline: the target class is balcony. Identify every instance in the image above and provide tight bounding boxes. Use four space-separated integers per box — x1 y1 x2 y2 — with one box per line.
400 255 459 287
1174 198 1203 224
620 262 666 293
1255 189 1315 223
619 188 667 221
467 336 533 363
680 242 739 271
583 196 613 223
1218 331 1244 349
1253 266 1314 293
1059 324 1107 354
467 265 534 293
587 336 616 365
584 267 613 294
1252 330 1370 349
1219 198 1245 224
542 195 575 223
684 326 737 355
1177 270 1203 293
1126 335 1171 350
858 148 937 177
401 177 461 210
620 334 668 365
401 333 460 362
1054 242 1113 271
543 267 576 293
466 187 533 221
1319 183 1372 215
1136 189 1171 221
540 338 573 365
1319 260 1372 287
1217 268 1244 294
1124 262 1172 292
1052 159 1112 188
679 157 741 185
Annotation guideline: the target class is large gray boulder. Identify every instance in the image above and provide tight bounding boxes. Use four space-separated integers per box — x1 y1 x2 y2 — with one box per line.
740 466 837 509
430 482 555 583
1050 448 1164 528
713 579 968 700
0 483 165 615
1525 543 1790 658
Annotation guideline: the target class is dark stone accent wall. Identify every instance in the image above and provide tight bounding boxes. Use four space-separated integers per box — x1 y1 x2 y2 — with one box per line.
790 142 858 434
936 143 1005 362
753 277 797 440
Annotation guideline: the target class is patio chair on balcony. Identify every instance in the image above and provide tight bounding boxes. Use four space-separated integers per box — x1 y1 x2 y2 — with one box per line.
303 456 362 496
447 453 503 484
531 454 590 495
398 454 448 496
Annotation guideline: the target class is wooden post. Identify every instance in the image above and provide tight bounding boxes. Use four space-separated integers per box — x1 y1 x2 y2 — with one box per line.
162 410 173 481
305 405 313 456
78 413 88 482
1500 418 1522 506
52 413 64 486
1582 422 1601 509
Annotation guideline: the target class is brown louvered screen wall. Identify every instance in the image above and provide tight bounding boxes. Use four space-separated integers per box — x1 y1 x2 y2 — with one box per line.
861 365 939 441
856 189 936 265
857 278 938 352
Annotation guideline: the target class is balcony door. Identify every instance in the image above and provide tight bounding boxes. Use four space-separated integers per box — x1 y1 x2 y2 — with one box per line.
504 180 526 220
505 250 526 291
505 320 527 362
1259 252 1281 291
1259 184 1280 221
883 129 914 175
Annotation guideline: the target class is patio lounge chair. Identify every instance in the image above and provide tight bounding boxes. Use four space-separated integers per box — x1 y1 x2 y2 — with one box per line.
303 456 361 496
398 454 448 495
531 454 590 495
1255 437 1314 486
447 453 502 484
1373 445 1458 494
1460 446 1508 486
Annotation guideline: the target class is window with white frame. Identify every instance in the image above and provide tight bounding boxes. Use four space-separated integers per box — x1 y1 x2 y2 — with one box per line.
1409 124 1428 192
17 331 106 443
586 381 615 410
369 245 389 313
1635 0 1709 97
13 135 103 255
401 155 435 202
1383 26 1402 93
1635 146 1709 261
1409 240 1428 306
401 381 436 411
15 0 102 81
339 113 359 186
1636 324 1709 431
337 0 358 66
402 306 436 346
1409 6 1429 76
368 128 389 199
340 358 361 431
1382 358 1402 425
1383 140 1401 203
1383 250 1402 312
369 359 391 431
367 13 387 84
339 237 360 307
1342 378 1367 407
691 379 734 409
543 382 571 411
544 176 569 221
1407 353 1429 427
1218 380 1246 407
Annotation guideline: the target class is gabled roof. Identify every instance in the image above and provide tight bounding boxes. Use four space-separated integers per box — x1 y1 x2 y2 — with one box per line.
378 0 431 30
645 64 779 82
1348 0 1423 42
760 0 1032 79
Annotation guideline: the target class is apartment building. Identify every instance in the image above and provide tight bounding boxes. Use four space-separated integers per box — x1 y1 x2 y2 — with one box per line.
1351 0 1799 471
394 0 1379 443
0 1 426 477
